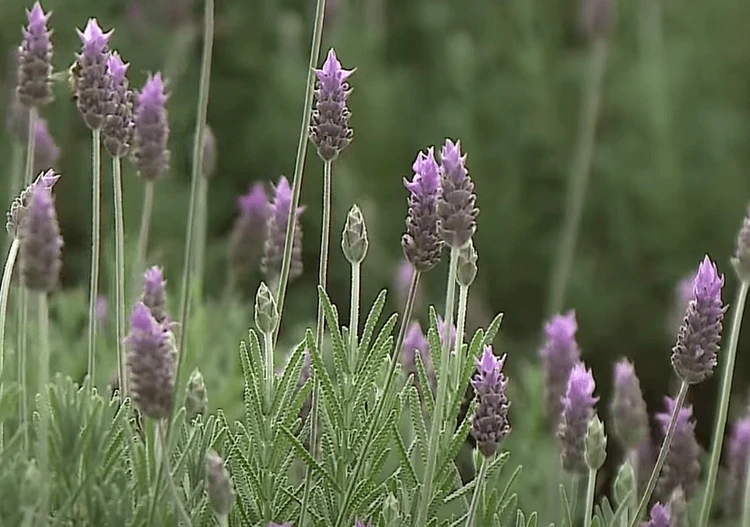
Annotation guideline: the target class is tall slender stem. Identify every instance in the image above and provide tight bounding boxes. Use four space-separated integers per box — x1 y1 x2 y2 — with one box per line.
629 381 689 527
584 468 597 527
699 281 749 527
4 141 23 259
334 270 421 527
158 422 194 526
87 129 102 391
349 262 361 372
417 247 459 525
193 175 208 302
37 293 50 521
465 456 490 526
112 157 128 396
133 180 155 297
0 240 20 448
546 40 609 317
453 283 469 390
263 330 274 413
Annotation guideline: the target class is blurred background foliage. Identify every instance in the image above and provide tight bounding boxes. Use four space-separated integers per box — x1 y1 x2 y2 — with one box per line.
2 0 750 521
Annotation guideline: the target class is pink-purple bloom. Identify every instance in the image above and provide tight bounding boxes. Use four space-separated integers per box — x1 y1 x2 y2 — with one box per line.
437 139 477 248
470 346 511 457
654 397 701 502
733 205 750 281
724 417 750 516
539 311 581 424
19 181 62 293
133 73 170 181
402 148 443 272
141 266 167 323
261 176 304 283
74 19 113 129
641 503 670 527
229 183 270 285
610 359 649 450
310 48 354 161
557 363 598 474
16 2 53 108
33 117 60 174
102 52 134 157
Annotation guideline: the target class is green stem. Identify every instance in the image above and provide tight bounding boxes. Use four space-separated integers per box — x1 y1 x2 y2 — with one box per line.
112 157 127 396
147 420 163 526
17 285 28 453
546 40 609 317
0 240 20 448
584 468 597 527
263 330 274 414
416 247 459 526
133 180 155 299
453 283 469 391
158 422 194 526
193 175 208 302
465 456 490 526
629 381 689 527
349 262 361 373
87 129 102 391
334 270 421 527
37 293 50 522
4 141 23 259
216 515 229 527
699 281 749 527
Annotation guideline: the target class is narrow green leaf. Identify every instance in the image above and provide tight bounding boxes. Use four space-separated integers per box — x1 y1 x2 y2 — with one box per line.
560 484 573 527
414 351 435 415
357 289 388 369
436 399 476 488
497 462 521 506
408 386 428 465
427 307 442 377
516 509 526 527
527 511 538 527
497 494 518 527
607 491 632 527
279 424 340 491
318 285 349 377
393 425 418 488
272 340 306 418
239 341 264 439
305 329 344 428
481 313 504 347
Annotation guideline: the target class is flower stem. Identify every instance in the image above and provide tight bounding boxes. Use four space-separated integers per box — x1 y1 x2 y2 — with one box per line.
417 247 459 525
546 40 609 317
699 281 749 527
263 330 274 414
453 283 469 391
629 381 689 527
112 157 127 396
334 270 421 527
133 180 155 299
466 456 490 526
584 468 597 527
17 286 28 453
192 175 209 303
349 261 361 372
159 422 194 526
37 293 50 521
87 128 102 392
3 141 23 258
0 239 20 448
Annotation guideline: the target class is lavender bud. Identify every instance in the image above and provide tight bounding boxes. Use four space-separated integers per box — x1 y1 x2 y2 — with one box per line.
584 414 607 470
310 48 354 161
341 204 368 264
16 3 53 108
74 19 113 129
671 255 726 384
19 182 62 293
102 52 134 158
32 118 60 174
641 503 670 527
206 450 235 516
669 487 687 527
470 346 511 458
132 73 170 181
125 302 176 420
200 124 217 178
437 139 478 249
579 0 613 40
654 397 701 502
539 311 581 425
611 359 649 450
732 205 750 282
402 148 443 272
254 282 279 334
6 169 59 238
724 417 750 516
229 183 269 284
557 363 598 474
185 368 207 422
141 266 167 323
262 176 304 283
456 238 478 287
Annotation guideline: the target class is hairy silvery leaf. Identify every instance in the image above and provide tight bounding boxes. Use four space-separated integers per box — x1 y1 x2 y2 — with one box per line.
304 329 344 429
356 289 388 371
408 385 428 465
239 341 264 444
527 511 538 527
559 484 573 527
271 341 307 417
497 493 518 527
318 286 348 381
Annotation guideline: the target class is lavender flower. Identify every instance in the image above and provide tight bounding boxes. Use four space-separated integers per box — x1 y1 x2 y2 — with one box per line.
341 204 368 265
310 48 354 161
611 359 649 450
19 183 62 293
132 73 170 181
557 363 598 474
637 435 656 498
641 503 670 527
6 169 59 238
724 417 750 516
185 367 207 421
73 19 113 130
206 450 234 516
102 52 134 158
141 266 167 323
201 124 217 178
402 148 443 272
32 117 60 174
672 256 725 384
654 397 701 502
437 139 478 249
732 205 750 282
229 183 270 285
125 302 176 420
470 346 511 458
16 2 53 108
261 176 304 283
539 311 581 424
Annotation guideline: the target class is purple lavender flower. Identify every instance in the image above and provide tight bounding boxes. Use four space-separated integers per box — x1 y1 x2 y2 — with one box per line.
6 169 59 238
437 139 478 249
16 2 53 108
102 52 134 158
672 255 725 384
732 205 750 282
132 73 170 181
229 183 270 285
611 359 649 450
724 417 750 516
637 435 656 499
654 397 701 502
261 176 304 283
557 363 598 474
310 48 354 161
32 117 60 174
471 346 511 458
19 182 62 293
539 311 581 424
402 148 443 272
141 266 167 323
125 302 176 420
640 503 670 527
74 19 113 130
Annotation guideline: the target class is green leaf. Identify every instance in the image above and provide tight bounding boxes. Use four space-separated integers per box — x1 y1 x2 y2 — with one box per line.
272 339 306 419
559 485 573 527
591 516 601 527
393 425 418 488
607 490 632 527
414 350 435 415
239 340 264 441
305 329 344 429
516 509 526 527
318 285 348 379
279 424 340 491
481 313 504 347
527 511 538 527
497 494 518 527
407 385 428 465
357 289 388 369
436 399 476 489
427 307 442 376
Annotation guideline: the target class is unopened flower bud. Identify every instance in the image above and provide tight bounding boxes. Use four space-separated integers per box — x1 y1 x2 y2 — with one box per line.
254 282 279 334
341 204 368 264
185 368 207 422
456 238 478 287
206 450 235 517
584 414 607 470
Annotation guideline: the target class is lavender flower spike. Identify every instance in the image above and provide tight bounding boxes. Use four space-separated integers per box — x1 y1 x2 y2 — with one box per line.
125 302 176 420
539 311 581 424
402 148 443 272
102 51 134 158
557 363 598 474
74 19 113 129
671 255 726 384
471 346 511 458
6 169 59 238
724 417 750 516
19 183 63 293
33 117 60 174
229 183 270 285
438 139 478 249
641 503 670 527
16 2 53 108
262 176 304 283
133 73 170 181
310 48 354 161
611 359 649 450
655 397 701 502
141 266 167 324
732 205 750 282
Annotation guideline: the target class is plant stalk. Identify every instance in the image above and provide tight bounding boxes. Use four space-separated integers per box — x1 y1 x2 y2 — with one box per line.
263 330 274 414
193 175 209 302
159 422 194 526
112 157 128 396
465 456 490 526
133 180 155 297
0 239 19 448
349 262 361 373
87 128 102 391
453 283 469 391
38 293 50 521
584 468 597 527
4 141 23 259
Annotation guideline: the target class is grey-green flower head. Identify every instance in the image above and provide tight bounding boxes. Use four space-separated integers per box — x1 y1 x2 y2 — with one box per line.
254 282 279 334
185 368 207 422
584 413 607 470
206 450 235 517
732 205 750 282
456 238 478 287
341 204 368 264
